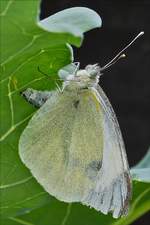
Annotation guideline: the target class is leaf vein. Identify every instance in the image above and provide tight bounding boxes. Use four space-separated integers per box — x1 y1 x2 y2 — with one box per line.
8 77 14 126
0 49 44 84
10 76 45 96
0 0 14 16
0 176 33 189
12 20 34 37
1 192 46 209
1 34 43 67
1 165 17 186
0 113 34 142
61 203 72 225
9 217 35 225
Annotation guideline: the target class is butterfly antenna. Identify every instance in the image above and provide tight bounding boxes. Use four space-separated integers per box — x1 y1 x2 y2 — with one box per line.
100 31 144 72
38 66 50 78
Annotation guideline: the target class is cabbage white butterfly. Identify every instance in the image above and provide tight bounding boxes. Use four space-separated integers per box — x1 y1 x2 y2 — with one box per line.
19 32 144 218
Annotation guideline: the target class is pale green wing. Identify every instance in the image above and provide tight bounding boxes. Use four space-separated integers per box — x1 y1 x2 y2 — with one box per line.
82 85 132 218
19 89 104 202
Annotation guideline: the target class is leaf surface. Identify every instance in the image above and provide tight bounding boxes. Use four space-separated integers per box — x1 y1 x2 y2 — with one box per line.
0 0 102 218
2 150 150 225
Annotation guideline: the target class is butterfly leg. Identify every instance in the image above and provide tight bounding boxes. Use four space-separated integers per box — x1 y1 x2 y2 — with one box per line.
21 88 55 108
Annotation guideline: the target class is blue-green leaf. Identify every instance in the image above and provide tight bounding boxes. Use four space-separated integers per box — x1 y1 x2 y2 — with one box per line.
131 149 150 182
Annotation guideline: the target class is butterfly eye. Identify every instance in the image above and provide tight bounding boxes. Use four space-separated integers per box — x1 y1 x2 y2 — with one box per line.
85 64 100 77
89 70 97 77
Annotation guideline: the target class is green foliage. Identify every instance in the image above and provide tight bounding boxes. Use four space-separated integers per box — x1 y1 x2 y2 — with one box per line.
2 151 150 225
0 1 149 225
0 0 101 220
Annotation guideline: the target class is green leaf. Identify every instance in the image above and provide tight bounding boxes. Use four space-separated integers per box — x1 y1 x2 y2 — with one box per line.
132 148 150 169
39 7 102 42
2 182 150 225
1 1 149 225
0 0 102 219
2 151 150 225
131 149 150 182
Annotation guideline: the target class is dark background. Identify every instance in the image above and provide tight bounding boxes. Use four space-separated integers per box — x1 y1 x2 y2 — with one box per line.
40 0 150 224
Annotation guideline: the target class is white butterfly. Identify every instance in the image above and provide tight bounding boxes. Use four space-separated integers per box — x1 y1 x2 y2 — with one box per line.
19 32 144 218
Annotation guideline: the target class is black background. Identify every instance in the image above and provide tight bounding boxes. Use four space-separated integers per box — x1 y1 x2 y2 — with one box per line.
40 0 150 224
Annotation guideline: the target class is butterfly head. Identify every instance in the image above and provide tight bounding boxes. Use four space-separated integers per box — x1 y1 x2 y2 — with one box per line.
63 64 101 91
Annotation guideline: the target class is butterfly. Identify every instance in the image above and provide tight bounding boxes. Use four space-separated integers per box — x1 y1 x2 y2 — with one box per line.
19 32 144 218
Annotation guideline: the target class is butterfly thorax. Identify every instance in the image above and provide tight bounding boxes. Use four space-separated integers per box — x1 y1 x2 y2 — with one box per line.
63 64 101 92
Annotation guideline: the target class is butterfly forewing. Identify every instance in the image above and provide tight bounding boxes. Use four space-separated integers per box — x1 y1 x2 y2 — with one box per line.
19 89 104 201
19 85 131 218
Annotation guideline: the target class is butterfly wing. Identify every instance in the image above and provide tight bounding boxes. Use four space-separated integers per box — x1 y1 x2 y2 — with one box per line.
19 89 104 202
82 85 132 218
19 86 131 218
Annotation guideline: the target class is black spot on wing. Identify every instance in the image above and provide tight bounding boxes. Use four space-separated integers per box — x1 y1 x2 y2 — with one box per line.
89 160 102 171
73 100 80 109
86 160 102 180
